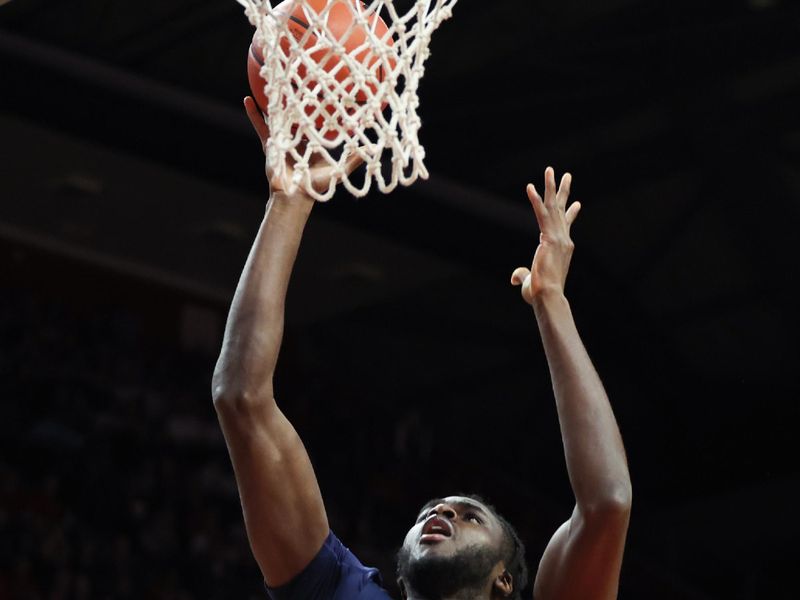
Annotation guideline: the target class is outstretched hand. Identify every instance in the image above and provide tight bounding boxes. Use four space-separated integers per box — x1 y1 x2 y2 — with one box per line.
243 96 363 196
510 167 581 305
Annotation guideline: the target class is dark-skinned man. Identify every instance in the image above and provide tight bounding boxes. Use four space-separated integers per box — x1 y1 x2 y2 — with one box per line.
212 96 632 600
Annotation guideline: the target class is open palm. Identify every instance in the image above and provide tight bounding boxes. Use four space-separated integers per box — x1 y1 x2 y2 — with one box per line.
511 167 582 304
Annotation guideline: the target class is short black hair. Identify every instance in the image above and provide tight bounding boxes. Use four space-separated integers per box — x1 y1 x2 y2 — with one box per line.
414 493 529 599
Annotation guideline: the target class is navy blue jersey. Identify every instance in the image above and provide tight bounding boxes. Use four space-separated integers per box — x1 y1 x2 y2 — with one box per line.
266 531 393 600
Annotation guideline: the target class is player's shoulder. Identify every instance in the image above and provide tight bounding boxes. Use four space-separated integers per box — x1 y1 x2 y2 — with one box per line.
328 532 393 599
267 531 393 600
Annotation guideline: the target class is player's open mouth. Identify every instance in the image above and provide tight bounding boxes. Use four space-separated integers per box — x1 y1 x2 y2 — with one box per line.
420 516 453 544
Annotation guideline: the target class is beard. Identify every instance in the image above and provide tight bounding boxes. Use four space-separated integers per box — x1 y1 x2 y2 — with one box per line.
396 542 502 599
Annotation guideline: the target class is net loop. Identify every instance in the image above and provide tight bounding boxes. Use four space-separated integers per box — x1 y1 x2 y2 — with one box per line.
237 0 458 201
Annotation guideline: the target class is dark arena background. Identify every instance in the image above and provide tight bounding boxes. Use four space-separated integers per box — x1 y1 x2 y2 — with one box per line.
1 1 799 598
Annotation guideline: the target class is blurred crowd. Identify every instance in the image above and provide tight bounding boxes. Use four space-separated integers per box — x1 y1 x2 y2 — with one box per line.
0 285 452 600
0 289 268 599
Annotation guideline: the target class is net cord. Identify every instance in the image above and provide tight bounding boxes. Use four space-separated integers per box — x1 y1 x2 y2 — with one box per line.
236 0 457 200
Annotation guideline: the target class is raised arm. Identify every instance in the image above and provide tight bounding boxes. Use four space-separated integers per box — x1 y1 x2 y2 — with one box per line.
211 98 360 586
510 168 632 600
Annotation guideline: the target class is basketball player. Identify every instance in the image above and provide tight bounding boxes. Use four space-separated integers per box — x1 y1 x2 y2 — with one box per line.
212 97 632 599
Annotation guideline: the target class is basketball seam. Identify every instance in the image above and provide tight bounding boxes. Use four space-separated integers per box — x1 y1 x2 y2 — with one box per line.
289 15 310 29
250 45 264 66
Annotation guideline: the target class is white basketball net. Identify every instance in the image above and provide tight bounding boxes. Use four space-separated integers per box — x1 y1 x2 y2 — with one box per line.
236 0 457 201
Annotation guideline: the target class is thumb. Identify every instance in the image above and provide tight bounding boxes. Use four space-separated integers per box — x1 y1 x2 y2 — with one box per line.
243 96 269 147
510 267 530 286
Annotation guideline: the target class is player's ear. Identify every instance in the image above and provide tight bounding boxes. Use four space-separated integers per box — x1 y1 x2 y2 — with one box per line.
493 568 513 597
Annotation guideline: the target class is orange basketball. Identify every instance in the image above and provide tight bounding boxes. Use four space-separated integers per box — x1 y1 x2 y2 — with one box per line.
247 0 395 140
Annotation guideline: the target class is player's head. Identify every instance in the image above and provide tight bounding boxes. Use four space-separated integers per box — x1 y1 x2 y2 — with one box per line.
396 494 528 600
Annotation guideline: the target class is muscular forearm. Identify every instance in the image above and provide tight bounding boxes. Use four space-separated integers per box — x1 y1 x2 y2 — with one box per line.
533 290 631 512
212 191 313 403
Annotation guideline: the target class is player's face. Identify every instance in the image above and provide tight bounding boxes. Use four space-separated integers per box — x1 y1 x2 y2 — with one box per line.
396 496 508 598
400 495 506 563
397 496 505 598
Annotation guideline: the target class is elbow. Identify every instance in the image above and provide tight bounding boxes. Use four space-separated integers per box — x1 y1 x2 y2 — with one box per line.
582 483 633 521
212 377 275 418
211 384 237 412
211 353 276 410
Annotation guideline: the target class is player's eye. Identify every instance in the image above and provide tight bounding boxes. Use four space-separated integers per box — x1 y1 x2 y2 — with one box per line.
464 512 483 524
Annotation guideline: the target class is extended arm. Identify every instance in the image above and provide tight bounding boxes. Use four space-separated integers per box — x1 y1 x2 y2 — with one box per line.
212 98 361 586
212 188 327 587
511 168 632 600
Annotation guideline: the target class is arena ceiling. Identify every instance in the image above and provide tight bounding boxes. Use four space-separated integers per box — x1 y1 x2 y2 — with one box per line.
2 1 799 597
